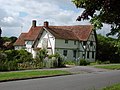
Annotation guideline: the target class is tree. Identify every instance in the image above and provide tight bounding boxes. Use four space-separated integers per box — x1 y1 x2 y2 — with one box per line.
97 34 120 63
9 36 17 43
72 0 120 38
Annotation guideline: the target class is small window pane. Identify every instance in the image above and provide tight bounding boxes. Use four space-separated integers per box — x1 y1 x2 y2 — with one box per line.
65 40 68 43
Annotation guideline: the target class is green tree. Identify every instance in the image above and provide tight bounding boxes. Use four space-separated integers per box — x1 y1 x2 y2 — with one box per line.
97 34 120 63
72 0 120 38
9 36 17 43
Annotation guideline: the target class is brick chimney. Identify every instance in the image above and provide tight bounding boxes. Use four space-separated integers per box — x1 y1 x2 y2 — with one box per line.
32 20 36 27
44 21 49 27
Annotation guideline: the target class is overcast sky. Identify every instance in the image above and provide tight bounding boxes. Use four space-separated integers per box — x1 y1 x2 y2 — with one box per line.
0 0 110 37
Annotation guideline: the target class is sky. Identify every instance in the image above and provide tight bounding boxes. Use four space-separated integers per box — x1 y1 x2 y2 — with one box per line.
0 0 110 37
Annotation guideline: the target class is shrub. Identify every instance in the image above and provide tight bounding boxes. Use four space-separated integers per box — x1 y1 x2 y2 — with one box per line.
47 53 65 68
96 60 102 64
79 59 90 66
64 60 75 65
16 49 33 63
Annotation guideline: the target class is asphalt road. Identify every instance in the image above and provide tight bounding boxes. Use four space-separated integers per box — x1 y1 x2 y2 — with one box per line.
0 70 120 90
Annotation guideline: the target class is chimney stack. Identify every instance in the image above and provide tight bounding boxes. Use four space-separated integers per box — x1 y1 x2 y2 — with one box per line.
32 20 36 27
44 21 49 27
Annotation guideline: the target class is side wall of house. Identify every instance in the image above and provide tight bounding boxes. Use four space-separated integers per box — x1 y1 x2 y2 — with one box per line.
55 30 96 62
55 39 79 60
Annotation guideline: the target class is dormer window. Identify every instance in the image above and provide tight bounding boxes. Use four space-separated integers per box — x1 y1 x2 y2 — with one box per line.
65 40 68 44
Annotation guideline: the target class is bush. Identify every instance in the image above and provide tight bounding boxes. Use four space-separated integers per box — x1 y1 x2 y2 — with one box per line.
79 59 90 66
96 60 102 64
64 60 75 65
0 61 18 71
47 53 65 68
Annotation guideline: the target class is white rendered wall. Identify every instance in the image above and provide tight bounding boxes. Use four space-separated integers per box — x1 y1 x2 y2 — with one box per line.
37 30 55 54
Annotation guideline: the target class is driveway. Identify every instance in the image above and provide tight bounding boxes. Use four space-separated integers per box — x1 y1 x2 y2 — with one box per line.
40 66 109 74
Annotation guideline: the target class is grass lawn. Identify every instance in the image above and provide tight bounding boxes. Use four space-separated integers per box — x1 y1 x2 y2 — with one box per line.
102 83 120 90
0 70 71 81
95 64 120 70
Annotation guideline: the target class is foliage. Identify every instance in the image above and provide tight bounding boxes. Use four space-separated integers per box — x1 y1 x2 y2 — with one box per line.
45 53 65 68
102 83 120 90
0 49 33 71
79 59 90 66
16 49 33 63
0 49 66 71
0 36 17 50
36 49 48 62
97 34 120 63
64 60 76 65
56 53 65 67
72 0 120 38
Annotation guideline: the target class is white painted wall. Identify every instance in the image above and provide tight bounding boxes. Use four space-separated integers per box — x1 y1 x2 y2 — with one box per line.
37 30 55 55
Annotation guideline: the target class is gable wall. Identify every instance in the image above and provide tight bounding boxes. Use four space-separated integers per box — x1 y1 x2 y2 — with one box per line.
37 30 55 54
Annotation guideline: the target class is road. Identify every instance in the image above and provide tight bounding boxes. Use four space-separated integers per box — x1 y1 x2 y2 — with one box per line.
0 70 120 90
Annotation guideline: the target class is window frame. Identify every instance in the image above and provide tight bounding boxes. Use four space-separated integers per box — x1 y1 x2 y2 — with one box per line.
63 50 67 56
65 40 68 44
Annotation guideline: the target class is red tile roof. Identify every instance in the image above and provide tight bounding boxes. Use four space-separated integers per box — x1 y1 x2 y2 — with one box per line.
25 26 43 40
14 26 43 46
14 33 27 46
14 24 93 46
47 25 93 41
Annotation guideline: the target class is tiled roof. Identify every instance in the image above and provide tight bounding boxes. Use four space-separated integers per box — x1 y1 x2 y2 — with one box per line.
14 26 43 46
14 33 27 46
25 26 43 40
46 25 93 41
14 24 93 46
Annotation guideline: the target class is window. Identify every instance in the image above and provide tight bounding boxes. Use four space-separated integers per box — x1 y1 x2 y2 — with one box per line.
83 41 87 46
65 40 68 44
82 54 85 58
92 52 94 58
63 50 67 56
87 51 89 58
74 41 76 45
90 41 93 46
73 50 77 58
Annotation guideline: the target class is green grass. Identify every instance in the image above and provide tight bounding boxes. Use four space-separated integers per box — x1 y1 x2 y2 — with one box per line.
95 64 120 70
102 83 120 90
0 70 71 81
